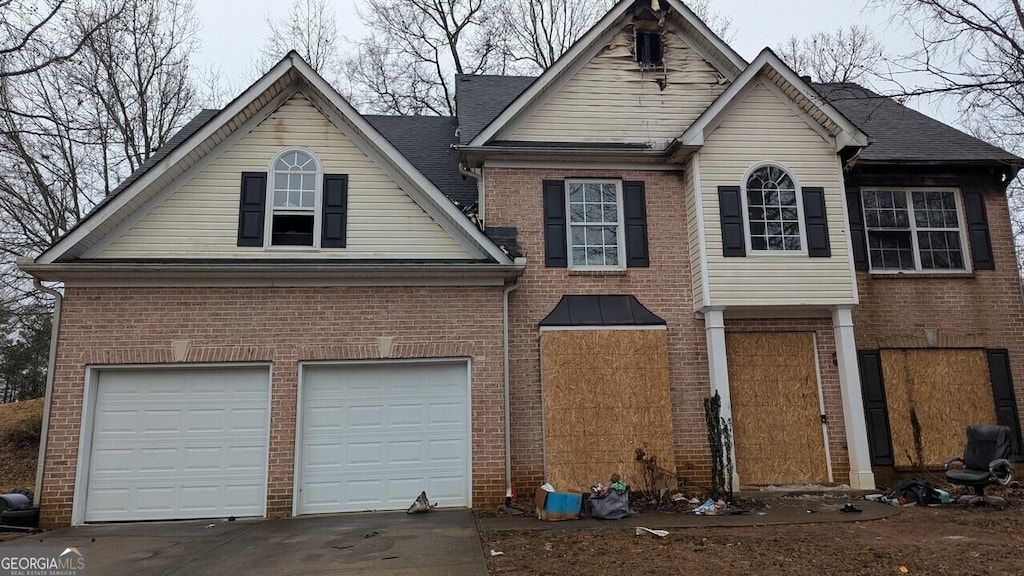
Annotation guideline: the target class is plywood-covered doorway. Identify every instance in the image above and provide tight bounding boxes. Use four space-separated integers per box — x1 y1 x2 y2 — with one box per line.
881 349 996 468
540 328 675 492
727 332 829 485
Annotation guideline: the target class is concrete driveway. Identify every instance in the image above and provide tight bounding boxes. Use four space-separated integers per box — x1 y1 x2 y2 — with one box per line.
1 510 488 576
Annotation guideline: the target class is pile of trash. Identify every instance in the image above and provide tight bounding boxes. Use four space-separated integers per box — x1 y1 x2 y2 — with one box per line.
867 479 951 507
588 474 636 520
691 498 731 515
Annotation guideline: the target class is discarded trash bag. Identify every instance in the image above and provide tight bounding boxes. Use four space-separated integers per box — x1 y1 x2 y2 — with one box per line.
589 489 635 520
888 478 943 506
407 491 434 514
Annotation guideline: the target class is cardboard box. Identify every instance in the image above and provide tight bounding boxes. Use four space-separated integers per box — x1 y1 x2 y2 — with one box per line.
535 487 582 521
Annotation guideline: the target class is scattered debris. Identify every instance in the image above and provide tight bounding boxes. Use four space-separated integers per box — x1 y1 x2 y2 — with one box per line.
205 523 216 528
364 531 379 539
382 556 399 560
692 499 729 515
540 483 555 492
590 476 636 520
407 491 435 514
840 504 862 513
331 545 354 550
899 566 909 574
490 550 504 556
635 527 669 538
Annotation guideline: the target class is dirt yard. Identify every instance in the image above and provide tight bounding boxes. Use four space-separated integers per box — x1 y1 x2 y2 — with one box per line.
0 397 43 493
481 489 1024 576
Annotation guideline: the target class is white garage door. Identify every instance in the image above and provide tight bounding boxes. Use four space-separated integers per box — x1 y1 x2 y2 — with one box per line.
298 361 470 514
84 367 270 522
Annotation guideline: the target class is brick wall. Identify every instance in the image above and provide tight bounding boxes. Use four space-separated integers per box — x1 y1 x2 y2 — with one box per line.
484 168 716 491
853 187 1024 449
42 285 506 527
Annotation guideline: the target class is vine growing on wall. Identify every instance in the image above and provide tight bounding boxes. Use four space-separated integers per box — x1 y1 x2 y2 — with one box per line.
704 391 734 501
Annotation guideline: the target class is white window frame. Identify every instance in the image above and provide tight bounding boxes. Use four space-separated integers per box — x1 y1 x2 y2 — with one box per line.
740 162 808 256
264 147 323 250
861 187 971 274
565 179 626 271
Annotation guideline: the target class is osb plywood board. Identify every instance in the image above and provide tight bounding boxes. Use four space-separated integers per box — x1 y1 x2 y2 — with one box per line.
541 329 675 492
726 332 828 485
881 349 995 468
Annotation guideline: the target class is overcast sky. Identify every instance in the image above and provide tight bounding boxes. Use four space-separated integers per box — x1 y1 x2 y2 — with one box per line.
191 0 948 121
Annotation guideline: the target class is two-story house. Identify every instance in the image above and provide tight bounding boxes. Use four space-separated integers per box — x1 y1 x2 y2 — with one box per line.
20 0 1024 527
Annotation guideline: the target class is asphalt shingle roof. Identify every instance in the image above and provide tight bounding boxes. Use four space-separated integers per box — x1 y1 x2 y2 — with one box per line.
455 74 536 144
364 115 477 208
813 83 1023 165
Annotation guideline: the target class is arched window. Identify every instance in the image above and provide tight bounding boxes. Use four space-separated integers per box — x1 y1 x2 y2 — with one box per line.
744 164 802 252
269 149 320 246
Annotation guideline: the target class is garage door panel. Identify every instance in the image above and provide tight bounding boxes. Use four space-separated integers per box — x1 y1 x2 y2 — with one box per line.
299 362 469 514
85 367 270 522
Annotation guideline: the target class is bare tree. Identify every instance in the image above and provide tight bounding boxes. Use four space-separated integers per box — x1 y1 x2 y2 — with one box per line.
873 0 1024 272
346 0 503 115
777 25 884 83
685 0 733 42
0 0 121 79
0 0 203 305
496 0 609 73
260 0 343 81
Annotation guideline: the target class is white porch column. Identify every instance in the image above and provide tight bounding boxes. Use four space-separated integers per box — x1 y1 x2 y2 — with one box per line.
832 305 876 490
704 308 740 488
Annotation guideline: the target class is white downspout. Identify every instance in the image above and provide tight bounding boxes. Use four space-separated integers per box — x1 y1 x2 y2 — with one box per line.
32 279 63 508
502 275 522 505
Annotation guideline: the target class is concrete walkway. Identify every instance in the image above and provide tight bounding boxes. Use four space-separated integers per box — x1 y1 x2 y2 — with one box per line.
1 510 488 576
478 497 898 532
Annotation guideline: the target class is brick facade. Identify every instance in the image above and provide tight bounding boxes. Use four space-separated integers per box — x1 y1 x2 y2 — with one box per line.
852 179 1024 458
40 286 506 527
484 168 716 490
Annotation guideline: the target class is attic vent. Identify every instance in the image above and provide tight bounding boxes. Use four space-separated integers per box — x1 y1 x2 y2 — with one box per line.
635 31 662 67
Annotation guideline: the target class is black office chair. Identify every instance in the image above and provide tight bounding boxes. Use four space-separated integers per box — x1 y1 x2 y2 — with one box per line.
944 424 1014 505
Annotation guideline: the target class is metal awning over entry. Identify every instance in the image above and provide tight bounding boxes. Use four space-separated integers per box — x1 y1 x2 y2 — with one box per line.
539 295 666 327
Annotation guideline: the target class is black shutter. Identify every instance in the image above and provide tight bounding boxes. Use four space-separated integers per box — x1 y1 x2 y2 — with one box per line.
716 186 749 255
718 186 745 257
237 172 267 247
963 187 995 270
623 181 649 267
987 349 1023 460
858 350 895 466
543 180 568 267
802 187 831 257
846 189 869 271
321 174 348 248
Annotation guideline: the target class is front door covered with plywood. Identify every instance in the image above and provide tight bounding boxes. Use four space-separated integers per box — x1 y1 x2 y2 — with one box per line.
881 349 996 468
540 329 675 493
726 332 828 485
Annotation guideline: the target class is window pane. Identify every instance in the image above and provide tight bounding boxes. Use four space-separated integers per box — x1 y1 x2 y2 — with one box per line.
568 183 584 202
585 183 601 202
605 247 619 266
868 230 914 270
783 236 801 250
585 227 604 245
747 190 763 206
274 190 287 207
603 205 618 222
918 231 964 270
781 207 798 221
586 247 603 266
603 227 618 245
601 184 617 202
571 226 585 246
572 247 586 265
271 214 314 246
768 236 784 250
301 190 314 208
779 190 796 206
749 221 765 236
751 236 767 251
585 204 603 222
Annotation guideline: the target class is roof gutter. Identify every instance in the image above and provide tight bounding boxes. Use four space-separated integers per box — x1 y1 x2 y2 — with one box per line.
32 280 63 508
18 259 525 284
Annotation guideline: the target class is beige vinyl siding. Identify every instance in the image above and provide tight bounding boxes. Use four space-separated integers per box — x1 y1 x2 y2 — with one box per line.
100 94 470 259
700 81 855 306
684 156 704 309
508 27 726 145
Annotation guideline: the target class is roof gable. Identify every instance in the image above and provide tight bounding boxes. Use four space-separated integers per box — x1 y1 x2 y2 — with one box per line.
680 49 869 152
37 52 511 265
465 0 745 148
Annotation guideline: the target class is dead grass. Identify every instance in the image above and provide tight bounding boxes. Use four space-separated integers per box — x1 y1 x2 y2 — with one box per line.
0 398 43 493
